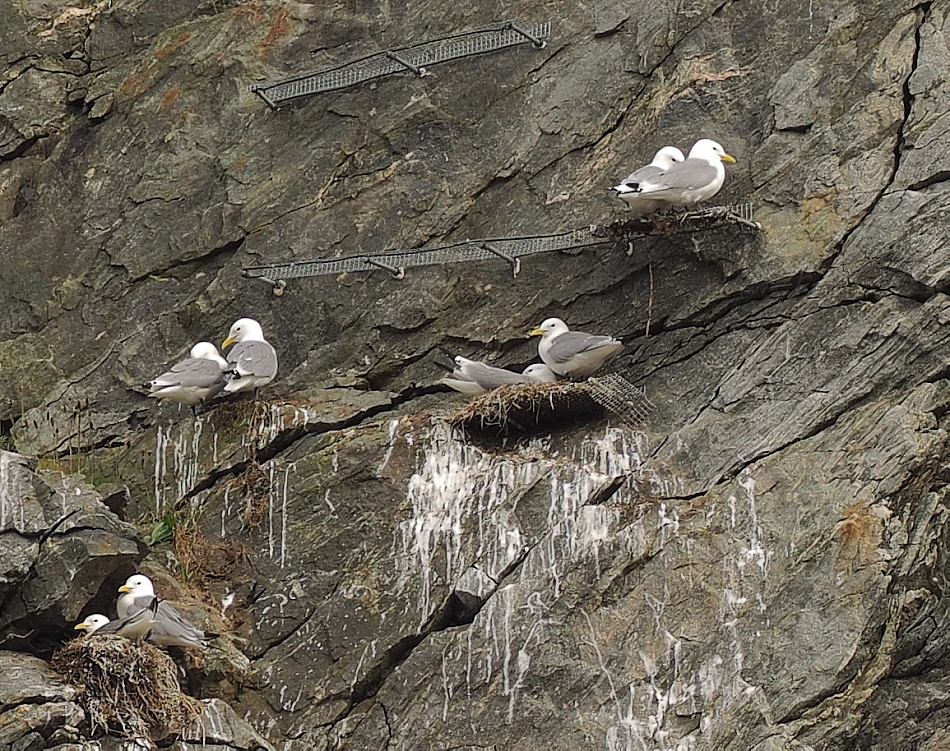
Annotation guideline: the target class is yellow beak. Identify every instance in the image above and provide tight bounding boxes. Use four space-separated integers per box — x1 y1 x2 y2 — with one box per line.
222 336 236 348
528 328 545 336
721 153 736 164
118 585 132 593
74 623 87 630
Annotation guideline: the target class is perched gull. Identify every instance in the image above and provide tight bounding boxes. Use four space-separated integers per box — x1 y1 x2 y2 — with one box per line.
626 138 736 208
522 363 560 384
439 356 526 395
118 574 214 649
222 318 278 394
74 599 159 642
437 357 560 395
147 342 228 406
529 318 623 379
611 146 686 214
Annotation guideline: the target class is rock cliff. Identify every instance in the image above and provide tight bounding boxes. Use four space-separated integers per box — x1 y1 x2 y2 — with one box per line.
1 0 949 748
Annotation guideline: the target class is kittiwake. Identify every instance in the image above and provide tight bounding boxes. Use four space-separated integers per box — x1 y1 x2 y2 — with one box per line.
118 574 214 649
521 363 560 383
74 598 159 642
529 318 623 378
147 342 228 406
222 318 278 394
611 146 686 214
438 356 530 395
629 138 735 207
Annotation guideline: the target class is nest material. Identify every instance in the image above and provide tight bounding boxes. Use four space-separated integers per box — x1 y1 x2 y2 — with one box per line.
590 202 760 240
452 381 605 436
51 635 202 742
451 375 654 438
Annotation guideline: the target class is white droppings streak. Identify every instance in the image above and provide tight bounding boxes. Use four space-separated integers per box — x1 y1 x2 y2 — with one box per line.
376 418 401 477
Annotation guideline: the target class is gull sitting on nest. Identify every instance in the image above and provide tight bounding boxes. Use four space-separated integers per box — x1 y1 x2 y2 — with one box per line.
438 355 559 395
624 138 736 210
529 318 622 379
118 574 215 649
611 146 685 214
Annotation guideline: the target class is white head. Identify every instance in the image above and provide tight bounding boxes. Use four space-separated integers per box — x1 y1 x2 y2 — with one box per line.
688 139 736 164
118 574 156 599
522 363 559 383
223 318 265 348
190 341 222 360
651 146 685 169
75 614 111 634
529 318 571 339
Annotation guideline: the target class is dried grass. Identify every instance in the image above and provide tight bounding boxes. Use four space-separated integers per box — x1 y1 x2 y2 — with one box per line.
452 381 603 436
174 523 247 587
51 635 202 742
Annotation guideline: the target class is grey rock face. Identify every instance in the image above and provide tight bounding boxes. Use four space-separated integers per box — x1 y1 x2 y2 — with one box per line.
1 0 949 748
0 452 148 651
0 651 82 748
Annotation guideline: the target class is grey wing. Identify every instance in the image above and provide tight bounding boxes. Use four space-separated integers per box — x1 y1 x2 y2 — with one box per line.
152 358 223 389
130 594 157 614
463 361 527 390
619 164 663 188
112 600 157 639
151 601 207 644
547 332 617 364
228 341 278 378
647 158 718 191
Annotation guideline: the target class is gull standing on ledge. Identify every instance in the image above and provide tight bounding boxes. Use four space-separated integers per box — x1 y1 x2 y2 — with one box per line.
628 138 736 208
611 146 685 214
147 342 229 407
118 574 215 649
222 317 278 394
529 318 623 379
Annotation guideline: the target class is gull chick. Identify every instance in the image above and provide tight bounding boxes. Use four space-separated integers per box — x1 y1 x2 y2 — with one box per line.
611 146 685 214
148 342 228 406
630 138 736 208
529 318 623 379
222 317 278 394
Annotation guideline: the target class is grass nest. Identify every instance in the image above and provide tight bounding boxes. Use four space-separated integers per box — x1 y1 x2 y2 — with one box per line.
174 523 248 586
452 381 604 437
51 635 202 742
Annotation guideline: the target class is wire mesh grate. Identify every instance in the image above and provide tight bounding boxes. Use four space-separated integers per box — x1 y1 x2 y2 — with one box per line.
251 20 550 108
242 203 760 289
583 374 654 428
242 228 609 283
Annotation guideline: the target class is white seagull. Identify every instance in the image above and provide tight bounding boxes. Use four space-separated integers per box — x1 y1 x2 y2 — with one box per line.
221 318 278 394
74 598 160 642
147 342 229 406
529 318 623 379
629 138 736 208
117 574 214 649
611 146 686 214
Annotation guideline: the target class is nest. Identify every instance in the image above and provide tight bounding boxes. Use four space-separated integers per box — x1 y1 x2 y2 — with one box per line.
590 202 761 240
51 635 202 742
452 381 604 436
451 375 654 438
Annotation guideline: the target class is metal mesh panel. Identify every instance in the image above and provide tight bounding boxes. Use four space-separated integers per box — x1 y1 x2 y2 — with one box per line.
583 374 653 427
242 228 609 283
242 203 760 288
251 21 550 108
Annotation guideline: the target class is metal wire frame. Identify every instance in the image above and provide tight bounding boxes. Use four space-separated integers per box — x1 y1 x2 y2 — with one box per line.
250 20 551 109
